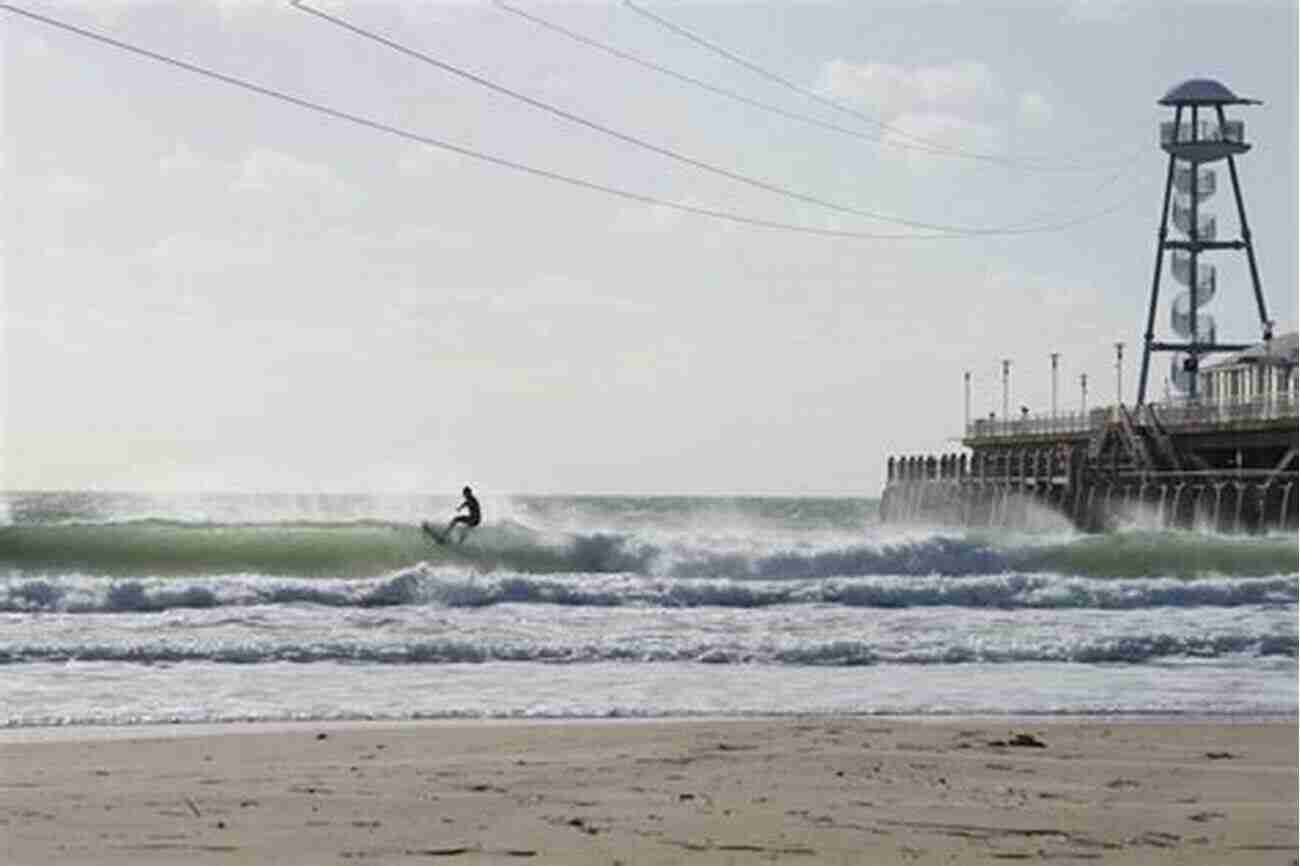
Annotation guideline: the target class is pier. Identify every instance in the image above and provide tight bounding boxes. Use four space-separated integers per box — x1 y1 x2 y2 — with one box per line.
882 79 1298 534
882 385 1298 533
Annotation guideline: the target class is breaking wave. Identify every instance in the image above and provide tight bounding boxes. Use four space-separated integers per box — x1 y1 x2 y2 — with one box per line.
2 569 1294 614
1 521 1295 581
1 632 1292 666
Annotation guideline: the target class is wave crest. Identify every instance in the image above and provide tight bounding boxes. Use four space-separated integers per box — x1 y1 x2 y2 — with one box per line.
1 631 1292 666
2 569 1294 614
3 521 1296 581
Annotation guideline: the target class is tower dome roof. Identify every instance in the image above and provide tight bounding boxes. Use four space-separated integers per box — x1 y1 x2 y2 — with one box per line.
1159 78 1259 106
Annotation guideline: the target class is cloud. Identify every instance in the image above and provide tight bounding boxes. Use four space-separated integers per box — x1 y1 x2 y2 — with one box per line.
609 202 687 235
1017 90 1054 128
812 59 1009 174
80 0 297 23
879 111 1004 173
18 33 51 59
159 143 216 181
386 223 476 251
147 231 273 270
815 59 1001 121
514 273 655 315
608 196 741 241
1066 0 1137 22
211 0 297 16
45 174 104 208
231 147 349 196
397 145 465 179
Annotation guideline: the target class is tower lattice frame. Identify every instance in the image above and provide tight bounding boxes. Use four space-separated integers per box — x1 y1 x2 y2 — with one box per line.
1137 78 1272 405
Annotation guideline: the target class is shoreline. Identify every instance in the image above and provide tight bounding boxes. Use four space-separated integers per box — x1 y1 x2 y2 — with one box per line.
1 710 1297 742
2 715 1294 864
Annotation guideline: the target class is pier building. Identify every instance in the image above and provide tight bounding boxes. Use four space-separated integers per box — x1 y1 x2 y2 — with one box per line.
881 79 1298 533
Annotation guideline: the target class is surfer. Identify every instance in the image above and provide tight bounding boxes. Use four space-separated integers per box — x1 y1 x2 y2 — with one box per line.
444 485 481 544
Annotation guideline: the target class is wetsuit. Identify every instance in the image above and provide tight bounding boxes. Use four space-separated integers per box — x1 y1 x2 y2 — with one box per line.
453 491 481 528
448 491 481 538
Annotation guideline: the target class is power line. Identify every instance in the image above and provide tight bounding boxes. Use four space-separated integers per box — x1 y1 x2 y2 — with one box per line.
0 3 1139 242
1002 160 1145 229
0 2 944 241
501 0 1131 175
293 0 1138 236
493 1 1034 172
495 0 1150 230
623 0 1141 174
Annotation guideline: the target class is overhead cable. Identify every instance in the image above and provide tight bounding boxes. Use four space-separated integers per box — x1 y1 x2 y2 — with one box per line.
0 4 1139 242
492 1 961 165
500 0 1129 174
622 0 1141 173
292 0 1136 236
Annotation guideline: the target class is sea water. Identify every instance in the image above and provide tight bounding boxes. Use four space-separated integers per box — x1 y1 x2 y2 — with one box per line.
0 491 1294 727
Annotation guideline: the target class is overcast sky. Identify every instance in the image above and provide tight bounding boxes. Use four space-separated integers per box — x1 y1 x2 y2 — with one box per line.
3 0 1296 496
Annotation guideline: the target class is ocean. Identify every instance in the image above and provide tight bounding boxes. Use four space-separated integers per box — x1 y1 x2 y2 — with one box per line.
1 490 1295 727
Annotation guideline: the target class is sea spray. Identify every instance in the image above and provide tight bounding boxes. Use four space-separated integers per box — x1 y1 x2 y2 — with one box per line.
0 491 1293 726
3 570 1294 613
2 520 1296 580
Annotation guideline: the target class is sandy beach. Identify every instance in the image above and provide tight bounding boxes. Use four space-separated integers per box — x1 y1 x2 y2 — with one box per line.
0 717 1294 865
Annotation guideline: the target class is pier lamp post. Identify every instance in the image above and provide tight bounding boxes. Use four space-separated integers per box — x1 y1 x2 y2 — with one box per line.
1050 352 1060 417
1001 359 1012 422
964 371 972 430
1080 373 1089 415
1114 342 1125 406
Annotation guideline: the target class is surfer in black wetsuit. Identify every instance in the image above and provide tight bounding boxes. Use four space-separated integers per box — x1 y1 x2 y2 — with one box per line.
445 486 481 543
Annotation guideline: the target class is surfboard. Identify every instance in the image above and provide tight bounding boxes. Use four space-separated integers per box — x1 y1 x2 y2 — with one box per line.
420 521 448 546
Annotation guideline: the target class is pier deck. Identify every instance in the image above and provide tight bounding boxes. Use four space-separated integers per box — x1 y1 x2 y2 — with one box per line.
882 395 1298 533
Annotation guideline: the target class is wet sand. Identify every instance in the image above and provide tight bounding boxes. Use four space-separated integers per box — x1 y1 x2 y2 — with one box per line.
1 717 1295 864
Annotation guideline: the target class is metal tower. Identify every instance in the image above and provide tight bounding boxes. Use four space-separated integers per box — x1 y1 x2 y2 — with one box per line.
1137 79 1272 404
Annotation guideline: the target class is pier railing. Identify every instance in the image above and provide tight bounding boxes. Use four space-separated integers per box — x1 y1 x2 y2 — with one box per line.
1151 393 1298 428
966 409 1098 440
965 393 1297 440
